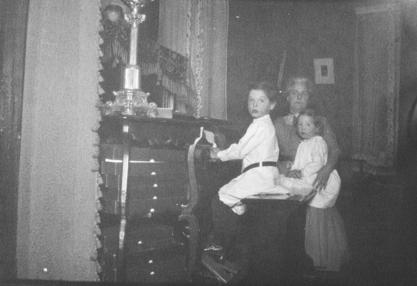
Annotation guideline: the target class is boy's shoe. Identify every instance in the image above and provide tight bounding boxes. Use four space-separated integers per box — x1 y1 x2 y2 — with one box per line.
201 253 234 284
203 242 223 252
203 242 225 261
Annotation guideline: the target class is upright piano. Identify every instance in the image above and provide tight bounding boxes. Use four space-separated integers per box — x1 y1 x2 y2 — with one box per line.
97 115 241 283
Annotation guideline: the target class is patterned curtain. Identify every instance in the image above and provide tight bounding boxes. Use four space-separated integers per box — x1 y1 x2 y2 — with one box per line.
158 0 229 119
352 4 401 174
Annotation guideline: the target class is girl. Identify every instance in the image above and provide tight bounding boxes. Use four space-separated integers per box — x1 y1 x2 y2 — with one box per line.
279 109 349 272
205 81 279 253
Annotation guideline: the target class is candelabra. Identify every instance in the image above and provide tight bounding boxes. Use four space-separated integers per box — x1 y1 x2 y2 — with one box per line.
103 0 157 117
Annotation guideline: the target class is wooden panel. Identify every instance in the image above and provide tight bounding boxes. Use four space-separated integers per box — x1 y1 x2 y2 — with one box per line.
0 0 29 280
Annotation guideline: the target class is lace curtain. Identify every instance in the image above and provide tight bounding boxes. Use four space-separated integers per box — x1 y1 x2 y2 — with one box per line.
352 4 401 174
158 0 229 119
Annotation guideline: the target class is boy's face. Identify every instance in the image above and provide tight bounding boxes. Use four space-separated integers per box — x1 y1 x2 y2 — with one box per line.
248 89 275 119
287 82 310 114
297 115 318 139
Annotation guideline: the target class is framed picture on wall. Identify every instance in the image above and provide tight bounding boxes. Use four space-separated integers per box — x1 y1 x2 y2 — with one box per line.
314 58 335 84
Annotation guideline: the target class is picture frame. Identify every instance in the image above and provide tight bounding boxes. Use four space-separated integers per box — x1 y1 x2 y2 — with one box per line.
314 58 335 84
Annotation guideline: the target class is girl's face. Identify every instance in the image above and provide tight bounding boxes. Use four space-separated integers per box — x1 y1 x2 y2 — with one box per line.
297 114 319 139
248 89 276 119
287 82 310 114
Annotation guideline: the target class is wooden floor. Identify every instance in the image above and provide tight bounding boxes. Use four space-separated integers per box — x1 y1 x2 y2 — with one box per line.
310 173 417 286
2 173 417 286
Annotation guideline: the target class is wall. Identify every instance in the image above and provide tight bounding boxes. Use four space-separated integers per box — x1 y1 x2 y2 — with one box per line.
227 1 356 157
17 0 102 280
227 1 294 126
289 2 355 157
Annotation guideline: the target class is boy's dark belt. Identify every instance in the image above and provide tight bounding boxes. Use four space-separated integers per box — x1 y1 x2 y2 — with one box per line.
242 161 277 173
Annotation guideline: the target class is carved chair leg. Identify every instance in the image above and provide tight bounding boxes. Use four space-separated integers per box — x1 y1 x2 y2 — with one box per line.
179 214 200 281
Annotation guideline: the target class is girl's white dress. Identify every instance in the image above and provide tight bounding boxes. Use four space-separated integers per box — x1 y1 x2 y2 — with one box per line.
279 135 349 271
280 135 341 208
217 114 279 215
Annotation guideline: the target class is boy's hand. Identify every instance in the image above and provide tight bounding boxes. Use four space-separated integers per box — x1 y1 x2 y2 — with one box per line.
287 169 302 179
209 147 220 161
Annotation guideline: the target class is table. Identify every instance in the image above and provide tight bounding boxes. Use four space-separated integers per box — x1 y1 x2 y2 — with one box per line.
242 195 310 284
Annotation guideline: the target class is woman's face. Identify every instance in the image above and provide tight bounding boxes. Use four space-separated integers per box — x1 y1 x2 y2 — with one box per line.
297 114 319 139
247 89 275 119
287 82 310 114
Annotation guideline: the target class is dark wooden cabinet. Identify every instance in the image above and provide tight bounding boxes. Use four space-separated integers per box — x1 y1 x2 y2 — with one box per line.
98 115 241 283
100 144 188 218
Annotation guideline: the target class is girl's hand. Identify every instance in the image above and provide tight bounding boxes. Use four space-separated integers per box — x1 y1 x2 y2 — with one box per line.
284 114 296 125
287 169 302 179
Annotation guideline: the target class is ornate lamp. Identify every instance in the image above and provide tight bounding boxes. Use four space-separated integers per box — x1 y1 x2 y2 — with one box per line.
104 0 156 116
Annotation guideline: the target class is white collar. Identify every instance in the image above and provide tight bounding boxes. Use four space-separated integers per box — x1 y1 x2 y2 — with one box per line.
253 114 271 123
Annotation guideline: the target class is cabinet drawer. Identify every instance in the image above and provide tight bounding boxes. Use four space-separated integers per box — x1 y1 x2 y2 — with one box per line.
101 186 187 206
129 162 187 176
100 223 183 254
128 184 187 200
127 196 187 218
102 175 187 198
101 144 186 162
126 247 187 283
103 173 187 186
130 147 186 162
100 196 188 217
126 223 178 253
101 160 187 177
100 144 188 177
100 225 188 283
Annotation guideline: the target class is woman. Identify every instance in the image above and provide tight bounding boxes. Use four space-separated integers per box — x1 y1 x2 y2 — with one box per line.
274 76 341 191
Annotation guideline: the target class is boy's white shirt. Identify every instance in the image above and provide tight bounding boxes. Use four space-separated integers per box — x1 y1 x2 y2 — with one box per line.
216 114 280 214
217 114 279 169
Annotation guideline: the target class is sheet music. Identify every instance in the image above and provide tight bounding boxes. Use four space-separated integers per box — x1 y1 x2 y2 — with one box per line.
203 130 217 148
